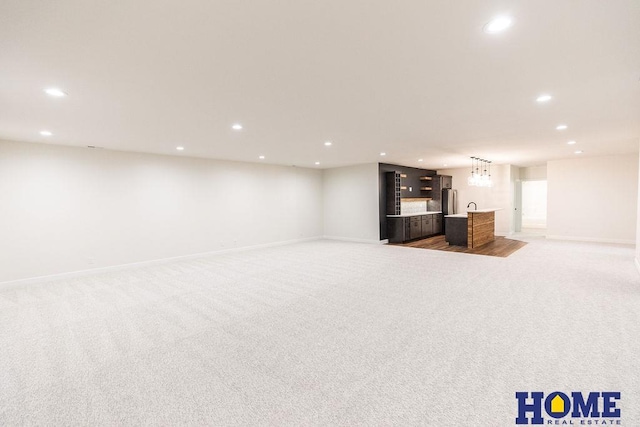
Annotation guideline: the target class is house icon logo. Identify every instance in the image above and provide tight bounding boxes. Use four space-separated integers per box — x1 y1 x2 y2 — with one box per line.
550 394 565 414
515 391 621 425
544 392 570 419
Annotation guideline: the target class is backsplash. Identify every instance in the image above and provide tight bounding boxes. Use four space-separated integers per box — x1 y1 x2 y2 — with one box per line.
401 200 427 214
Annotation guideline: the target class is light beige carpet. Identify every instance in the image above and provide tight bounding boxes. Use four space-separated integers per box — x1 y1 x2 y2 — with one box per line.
1 238 639 425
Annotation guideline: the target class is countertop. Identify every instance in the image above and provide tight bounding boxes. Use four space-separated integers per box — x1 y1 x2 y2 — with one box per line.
387 211 442 218
445 208 503 218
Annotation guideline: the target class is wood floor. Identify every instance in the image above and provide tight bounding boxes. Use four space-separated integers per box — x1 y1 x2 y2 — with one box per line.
394 235 527 257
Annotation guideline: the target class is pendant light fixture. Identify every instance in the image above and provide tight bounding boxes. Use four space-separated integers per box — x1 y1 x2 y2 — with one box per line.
468 157 493 187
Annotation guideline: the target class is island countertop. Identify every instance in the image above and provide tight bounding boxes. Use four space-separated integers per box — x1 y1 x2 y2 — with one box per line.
445 208 502 218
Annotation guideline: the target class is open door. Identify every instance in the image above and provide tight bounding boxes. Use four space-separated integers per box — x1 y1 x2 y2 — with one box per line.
514 180 522 233
521 180 547 231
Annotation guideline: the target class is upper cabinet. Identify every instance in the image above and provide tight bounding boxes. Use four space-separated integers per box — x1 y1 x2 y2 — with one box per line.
440 175 452 189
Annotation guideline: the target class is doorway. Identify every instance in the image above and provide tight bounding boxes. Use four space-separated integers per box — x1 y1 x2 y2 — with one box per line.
520 180 547 234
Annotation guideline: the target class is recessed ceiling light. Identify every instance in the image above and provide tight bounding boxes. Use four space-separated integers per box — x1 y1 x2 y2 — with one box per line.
556 124 568 130
40 130 52 136
176 146 184 151
418 159 423 162
483 16 513 34
259 155 265 160
324 141 332 146
443 164 448 167
575 150 583 154
44 88 67 97
315 161 320 165
567 140 576 145
536 94 552 103
232 123 243 130
380 152 386 156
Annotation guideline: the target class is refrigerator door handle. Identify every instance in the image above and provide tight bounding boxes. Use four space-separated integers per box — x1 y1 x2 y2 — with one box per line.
453 190 457 214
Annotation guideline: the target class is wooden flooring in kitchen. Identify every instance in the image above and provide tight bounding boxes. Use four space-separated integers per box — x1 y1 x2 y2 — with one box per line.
394 235 527 257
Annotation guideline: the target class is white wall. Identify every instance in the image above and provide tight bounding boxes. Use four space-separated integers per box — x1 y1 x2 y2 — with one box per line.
0 140 323 282
323 163 380 242
437 164 514 235
520 166 547 181
634 146 640 271
547 154 638 244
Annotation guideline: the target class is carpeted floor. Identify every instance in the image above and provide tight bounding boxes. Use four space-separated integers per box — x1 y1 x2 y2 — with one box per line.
1 238 639 425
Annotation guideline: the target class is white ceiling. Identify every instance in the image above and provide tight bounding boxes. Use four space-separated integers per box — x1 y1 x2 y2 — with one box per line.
1 0 639 170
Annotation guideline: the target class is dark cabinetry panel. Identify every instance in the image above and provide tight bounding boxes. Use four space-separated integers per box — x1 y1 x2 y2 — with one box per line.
441 175 452 189
387 217 406 243
387 213 443 243
385 172 402 215
421 215 433 236
433 214 443 234
445 217 468 246
410 217 421 240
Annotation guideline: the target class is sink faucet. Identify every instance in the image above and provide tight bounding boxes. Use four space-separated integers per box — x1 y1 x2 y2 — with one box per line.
467 202 477 210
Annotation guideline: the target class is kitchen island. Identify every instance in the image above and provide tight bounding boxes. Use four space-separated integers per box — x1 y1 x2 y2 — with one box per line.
444 209 501 248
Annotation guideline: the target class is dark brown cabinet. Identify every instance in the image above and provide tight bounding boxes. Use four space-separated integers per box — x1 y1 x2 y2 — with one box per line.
433 214 443 234
387 213 444 243
410 217 421 239
440 175 452 189
421 215 433 236
388 217 410 243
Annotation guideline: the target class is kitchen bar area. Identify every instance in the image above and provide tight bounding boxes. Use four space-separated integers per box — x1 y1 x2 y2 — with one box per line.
379 163 503 250
379 163 525 257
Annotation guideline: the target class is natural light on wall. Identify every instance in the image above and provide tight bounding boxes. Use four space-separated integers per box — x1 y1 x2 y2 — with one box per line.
467 157 493 187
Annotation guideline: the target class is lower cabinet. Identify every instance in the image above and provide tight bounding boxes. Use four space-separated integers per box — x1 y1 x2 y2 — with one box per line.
388 217 409 243
421 215 433 236
433 215 443 234
410 217 421 240
387 213 444 243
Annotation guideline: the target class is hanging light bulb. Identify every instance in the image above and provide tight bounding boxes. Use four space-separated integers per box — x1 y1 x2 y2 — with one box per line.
467 157 476 186
481 159 489 186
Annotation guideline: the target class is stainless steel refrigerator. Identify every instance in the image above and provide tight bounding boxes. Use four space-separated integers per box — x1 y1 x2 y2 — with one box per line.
442 188 457 216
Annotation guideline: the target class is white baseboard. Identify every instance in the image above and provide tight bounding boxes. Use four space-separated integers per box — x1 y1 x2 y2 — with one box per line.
545 235 635 245
0 236 322 288
322 235 386 244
